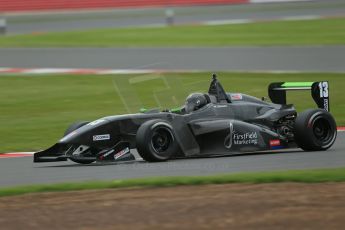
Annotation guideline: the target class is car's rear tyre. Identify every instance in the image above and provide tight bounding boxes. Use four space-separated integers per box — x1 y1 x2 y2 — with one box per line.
136 120 179 162
294 109 337 151
64 121 95 164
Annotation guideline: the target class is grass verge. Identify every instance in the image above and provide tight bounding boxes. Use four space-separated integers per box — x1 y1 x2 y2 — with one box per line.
0 72 344 152
1 167 345 197
0 18 344 47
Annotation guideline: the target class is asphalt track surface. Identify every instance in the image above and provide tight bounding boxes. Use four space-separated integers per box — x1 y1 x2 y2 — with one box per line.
0 132 344 187
1 46 345 72
3 0 345 34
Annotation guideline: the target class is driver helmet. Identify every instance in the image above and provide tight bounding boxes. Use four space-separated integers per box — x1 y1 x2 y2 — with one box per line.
184 93 210 112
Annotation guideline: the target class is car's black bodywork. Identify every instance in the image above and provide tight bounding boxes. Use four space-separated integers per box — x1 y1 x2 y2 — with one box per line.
34 74 337 164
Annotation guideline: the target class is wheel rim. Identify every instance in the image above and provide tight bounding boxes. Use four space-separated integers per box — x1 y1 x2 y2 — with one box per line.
151 127 173 154
313 118 333 144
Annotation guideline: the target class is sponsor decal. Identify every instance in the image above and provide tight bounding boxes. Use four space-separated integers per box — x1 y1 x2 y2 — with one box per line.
324 99 329 111
225 122 258 149
269 139 284 150
102 149 115 158
93 134 110 141
88 119 106 126
114 147 130 160
233 132 258 145
269 139 280 146
230 93 242 100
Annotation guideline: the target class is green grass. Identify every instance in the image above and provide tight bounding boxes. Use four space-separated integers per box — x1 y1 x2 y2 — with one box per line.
0 18 344 47
1 167 345 197
0 72 344 152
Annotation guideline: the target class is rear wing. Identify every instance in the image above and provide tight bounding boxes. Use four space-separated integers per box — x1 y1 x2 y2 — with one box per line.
268 81 330 111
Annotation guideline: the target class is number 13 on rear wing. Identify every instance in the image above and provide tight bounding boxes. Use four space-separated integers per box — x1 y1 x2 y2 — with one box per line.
268 81 330 111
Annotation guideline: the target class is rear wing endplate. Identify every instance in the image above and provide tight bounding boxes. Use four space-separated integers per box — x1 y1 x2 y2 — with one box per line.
268 81 330 111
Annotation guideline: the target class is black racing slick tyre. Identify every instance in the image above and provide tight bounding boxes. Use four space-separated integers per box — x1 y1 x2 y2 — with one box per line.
294 109 337 151
64 121 95 164
136 120 179 162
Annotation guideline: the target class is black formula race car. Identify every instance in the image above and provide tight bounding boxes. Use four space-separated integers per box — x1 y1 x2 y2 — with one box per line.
34 74 337 164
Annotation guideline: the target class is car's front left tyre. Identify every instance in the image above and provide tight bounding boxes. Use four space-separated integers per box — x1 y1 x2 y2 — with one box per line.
136 120 179 162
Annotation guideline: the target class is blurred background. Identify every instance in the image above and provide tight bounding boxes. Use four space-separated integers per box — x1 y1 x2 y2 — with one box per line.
1 0 344 34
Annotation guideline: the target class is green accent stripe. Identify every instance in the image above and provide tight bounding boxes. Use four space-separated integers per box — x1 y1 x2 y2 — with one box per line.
170 107 182 113
139 108 147 113
282 82 314 87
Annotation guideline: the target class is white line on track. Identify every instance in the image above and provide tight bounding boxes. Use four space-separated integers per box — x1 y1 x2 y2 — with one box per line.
3 152 35 155
0 152 34 159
